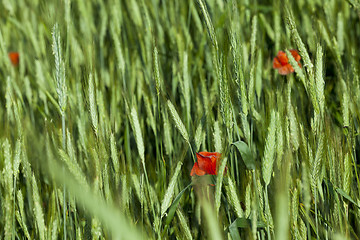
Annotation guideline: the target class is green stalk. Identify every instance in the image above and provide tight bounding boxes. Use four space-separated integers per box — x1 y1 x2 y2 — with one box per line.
314 190 318 239
62 114 67 240
265 187 272 240
12 177 16 240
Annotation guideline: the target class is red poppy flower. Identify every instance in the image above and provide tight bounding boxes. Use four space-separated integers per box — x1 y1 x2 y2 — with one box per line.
273 50 301 75
190 152 224 176
8 52 19 66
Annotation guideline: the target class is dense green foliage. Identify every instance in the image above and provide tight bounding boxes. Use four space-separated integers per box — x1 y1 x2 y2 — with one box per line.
1 0 360 239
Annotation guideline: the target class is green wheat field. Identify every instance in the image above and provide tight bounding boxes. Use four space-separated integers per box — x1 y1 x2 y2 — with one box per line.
1 0 360 239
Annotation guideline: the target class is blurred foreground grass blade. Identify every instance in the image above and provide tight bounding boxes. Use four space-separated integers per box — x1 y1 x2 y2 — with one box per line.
49 160 142 239
275 189 289 240
58 149 89 191
201 199 223 240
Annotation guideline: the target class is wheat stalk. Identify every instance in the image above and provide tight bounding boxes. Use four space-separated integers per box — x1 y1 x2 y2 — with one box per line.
262 111 277 186
161 161 183 217
167 100 189 144
32 174 46 240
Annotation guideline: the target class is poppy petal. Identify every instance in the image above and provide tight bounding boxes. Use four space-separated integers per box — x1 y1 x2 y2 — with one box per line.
191 152 223 176
198 152 221 158
278 66 285 75
278 67 288 75
198 152 221 175
278 64 294 75
276 51 288 65
274 49 301 75
273 57 282 69
8 52 19 66
210 156 218 175
190 162 206 176
196 152 216 175
286 64 295 73
290 50 301 62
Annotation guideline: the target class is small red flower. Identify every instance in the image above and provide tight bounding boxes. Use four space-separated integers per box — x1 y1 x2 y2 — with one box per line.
273 50 301 75
190 152 224 176
8 52 19 66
